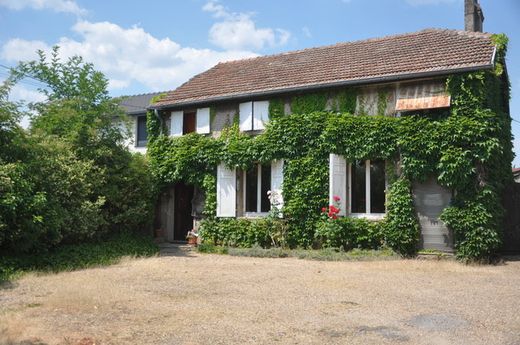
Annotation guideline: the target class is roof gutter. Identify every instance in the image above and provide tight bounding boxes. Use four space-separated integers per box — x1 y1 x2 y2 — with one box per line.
149 64 494 111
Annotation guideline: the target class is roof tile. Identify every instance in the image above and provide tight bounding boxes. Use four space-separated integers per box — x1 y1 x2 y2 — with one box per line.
154 29 496 108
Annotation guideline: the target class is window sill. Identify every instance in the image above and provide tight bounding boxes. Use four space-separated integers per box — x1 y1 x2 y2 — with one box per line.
349 213 386 221
241 212 269 218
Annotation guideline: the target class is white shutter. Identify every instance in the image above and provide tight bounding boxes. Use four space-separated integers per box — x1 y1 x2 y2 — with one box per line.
196 107 210 134
329 154 347 216
253 101 269 130
270 160 284 215
216 163 236 217
239 102 253 131
170 111 183 137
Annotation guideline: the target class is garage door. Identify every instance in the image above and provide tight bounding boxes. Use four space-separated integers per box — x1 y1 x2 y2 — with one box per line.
413 178 453 252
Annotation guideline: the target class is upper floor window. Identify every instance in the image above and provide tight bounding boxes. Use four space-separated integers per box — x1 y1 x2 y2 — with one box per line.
136 115 148 147
171 108 210 136
239 101 269 131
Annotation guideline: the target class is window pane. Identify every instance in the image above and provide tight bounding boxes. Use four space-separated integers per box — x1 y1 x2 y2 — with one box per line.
245 167 258 212
136 116 147 147
260 164 271 212
351 160 366 213
183 112 196 134
370 160 386 213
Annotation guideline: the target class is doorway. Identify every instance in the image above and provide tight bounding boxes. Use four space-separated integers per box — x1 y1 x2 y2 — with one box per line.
173 183 194 241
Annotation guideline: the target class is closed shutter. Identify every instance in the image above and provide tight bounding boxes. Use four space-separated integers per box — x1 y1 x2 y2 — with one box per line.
270 160 284 215
253 101 269 130
216 163 236 217
329 154 347 216
171 111 183 137
196 107 210 134
239 102 253 131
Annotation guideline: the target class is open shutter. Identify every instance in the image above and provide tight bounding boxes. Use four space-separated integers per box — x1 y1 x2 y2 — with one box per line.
196 107 210 134
329 154 347 216
216 163 236 217
270 160 284 215
253 101 269 130
170 111 183 137
239 102 253 131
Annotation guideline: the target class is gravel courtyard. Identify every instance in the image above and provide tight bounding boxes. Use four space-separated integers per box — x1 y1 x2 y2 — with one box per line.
1 250 519 345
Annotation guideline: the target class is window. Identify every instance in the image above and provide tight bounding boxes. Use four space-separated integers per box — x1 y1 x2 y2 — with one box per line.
183 111 196 134
244 163 271 214
239 101 269 131
350 160 385 214
136 115 147 147
170 108 210 136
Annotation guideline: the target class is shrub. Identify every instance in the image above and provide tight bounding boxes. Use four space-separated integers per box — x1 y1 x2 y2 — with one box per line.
0 232 158 282
315 217 384 250
199 218 288 248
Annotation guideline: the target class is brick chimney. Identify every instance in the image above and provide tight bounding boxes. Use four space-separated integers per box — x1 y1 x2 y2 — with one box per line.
465 0 484 32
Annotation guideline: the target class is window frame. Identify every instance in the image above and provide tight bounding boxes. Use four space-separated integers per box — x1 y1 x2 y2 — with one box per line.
243 163 271 217
348 159 386 219
135 114 148 148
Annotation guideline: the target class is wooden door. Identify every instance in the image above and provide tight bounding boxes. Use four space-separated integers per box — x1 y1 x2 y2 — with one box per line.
174 183 194 241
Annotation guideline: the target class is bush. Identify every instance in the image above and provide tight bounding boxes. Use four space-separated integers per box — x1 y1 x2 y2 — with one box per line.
315 217 384 250
199 217 288 248
0 232 158 282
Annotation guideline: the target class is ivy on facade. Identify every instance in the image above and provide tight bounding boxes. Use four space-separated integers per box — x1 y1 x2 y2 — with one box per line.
147 34 511 260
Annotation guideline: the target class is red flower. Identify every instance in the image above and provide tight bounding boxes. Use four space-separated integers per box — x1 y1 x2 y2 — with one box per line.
333 195 341 202
329 205 339 214
321 207 327 213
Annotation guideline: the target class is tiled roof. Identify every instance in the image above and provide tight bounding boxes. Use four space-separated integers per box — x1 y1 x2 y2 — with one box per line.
119 91 168 115
152 29 496 108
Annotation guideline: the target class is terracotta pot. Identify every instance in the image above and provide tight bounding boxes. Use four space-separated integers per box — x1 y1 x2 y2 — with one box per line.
187 236 198 246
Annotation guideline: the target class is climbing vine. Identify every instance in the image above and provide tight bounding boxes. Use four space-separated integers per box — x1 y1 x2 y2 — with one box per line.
147 34 511 260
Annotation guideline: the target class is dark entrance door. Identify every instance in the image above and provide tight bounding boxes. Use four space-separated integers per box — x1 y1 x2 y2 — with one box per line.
174 183 194 241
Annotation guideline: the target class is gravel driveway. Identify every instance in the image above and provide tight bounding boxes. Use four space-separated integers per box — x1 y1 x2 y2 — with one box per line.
1 250 519 345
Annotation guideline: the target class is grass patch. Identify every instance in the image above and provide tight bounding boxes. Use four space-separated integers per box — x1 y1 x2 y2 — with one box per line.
197 243 398 261
0 232 159 282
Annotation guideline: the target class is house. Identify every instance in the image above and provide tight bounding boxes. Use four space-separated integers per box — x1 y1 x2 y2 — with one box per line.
119 92 165 153
514 168 520 183
148 0 512 254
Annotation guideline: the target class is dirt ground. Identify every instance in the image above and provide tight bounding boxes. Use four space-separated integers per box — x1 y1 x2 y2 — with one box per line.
1 248 520 345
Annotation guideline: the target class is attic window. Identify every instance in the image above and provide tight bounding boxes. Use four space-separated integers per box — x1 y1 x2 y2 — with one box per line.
395 82 450 112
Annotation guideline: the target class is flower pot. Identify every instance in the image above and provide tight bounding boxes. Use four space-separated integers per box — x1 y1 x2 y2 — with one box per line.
187 236 198 246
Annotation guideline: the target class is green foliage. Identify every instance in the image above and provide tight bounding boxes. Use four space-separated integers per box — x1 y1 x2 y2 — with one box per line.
291 92 328 114
336 88 357 114
0 232 158 282
268 98 285 119
377 90 388 115
199 217 288 248
315 217 384 250
384 177 420 256
0 47 156 254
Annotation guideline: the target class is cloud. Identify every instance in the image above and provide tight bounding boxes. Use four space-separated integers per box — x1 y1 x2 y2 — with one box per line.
1 21 258 92
0 0 86 16
203 0 291 51
405 0 458 6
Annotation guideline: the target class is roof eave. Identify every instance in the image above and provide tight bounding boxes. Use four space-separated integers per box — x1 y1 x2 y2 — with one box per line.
149 64 494 111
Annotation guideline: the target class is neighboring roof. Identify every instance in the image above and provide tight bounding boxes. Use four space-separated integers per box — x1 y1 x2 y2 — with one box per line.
513 168 520 174
119 92 167 115
152 29 496 109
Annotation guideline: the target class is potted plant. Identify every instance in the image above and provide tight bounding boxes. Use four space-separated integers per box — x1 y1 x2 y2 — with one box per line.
186 229 198 246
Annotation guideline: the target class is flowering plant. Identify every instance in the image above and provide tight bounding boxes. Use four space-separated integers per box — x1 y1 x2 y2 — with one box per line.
321 196 342 220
